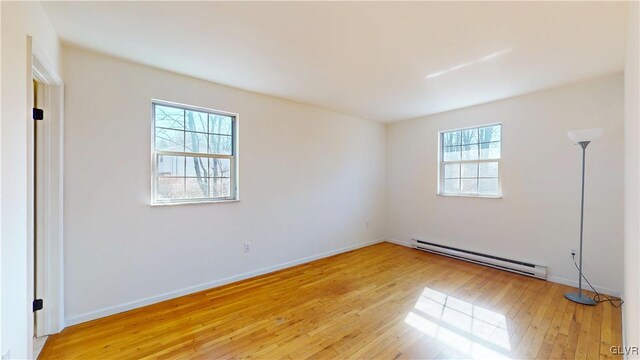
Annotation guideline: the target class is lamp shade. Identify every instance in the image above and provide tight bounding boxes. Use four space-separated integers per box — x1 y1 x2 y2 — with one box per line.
567 128 603 143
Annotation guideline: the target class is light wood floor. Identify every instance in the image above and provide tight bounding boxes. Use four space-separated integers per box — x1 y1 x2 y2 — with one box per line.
40 242 622 359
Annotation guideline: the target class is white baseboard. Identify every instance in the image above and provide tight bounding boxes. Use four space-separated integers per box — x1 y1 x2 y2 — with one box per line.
547 275 620 297
65 238 386 327
66 238 620 327
388 238 621 297
385 238 411 247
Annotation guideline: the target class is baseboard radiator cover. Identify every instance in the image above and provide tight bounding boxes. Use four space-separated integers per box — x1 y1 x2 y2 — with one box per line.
410 239 547 280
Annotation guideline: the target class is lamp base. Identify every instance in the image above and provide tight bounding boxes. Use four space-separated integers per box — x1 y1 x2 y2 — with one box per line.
564 292 597 306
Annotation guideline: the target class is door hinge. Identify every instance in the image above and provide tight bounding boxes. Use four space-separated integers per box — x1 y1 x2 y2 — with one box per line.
33 299 43 312
33 108 44 121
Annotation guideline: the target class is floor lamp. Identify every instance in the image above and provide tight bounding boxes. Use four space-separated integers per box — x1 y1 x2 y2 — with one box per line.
564 128 602 306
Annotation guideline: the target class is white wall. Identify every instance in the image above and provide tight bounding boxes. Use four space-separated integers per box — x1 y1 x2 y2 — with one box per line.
2 6 631 355
386 75 624 295
624 1 640 355
62 46 386 325
0 1 61 359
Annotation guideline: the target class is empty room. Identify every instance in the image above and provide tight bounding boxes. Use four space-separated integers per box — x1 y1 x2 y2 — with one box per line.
1 1 639 359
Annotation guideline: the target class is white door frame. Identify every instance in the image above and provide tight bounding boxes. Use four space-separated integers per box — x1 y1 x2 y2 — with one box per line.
29 36 65 337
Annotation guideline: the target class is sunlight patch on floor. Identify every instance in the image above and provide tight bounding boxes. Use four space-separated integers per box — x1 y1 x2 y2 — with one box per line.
405 287 512 359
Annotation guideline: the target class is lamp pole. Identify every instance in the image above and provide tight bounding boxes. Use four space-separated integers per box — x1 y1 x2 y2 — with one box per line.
564 140 597 306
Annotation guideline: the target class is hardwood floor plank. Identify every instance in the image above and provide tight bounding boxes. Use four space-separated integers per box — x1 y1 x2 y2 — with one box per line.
40 242 622 359
535 287 569 359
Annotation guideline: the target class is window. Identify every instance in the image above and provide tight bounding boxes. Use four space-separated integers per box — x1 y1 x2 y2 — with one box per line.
439 124 501 197
151 101 238 205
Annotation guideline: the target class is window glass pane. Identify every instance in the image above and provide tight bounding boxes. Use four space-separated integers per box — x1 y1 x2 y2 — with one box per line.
185 131 208 154
157 155 185 177
185 110 208 133
185 156 209 177
461 128 478 145
155 105 184 130
211 178 231 198
478 178 499 195
461 179 478 194
155 128 184 152
209 135 233 155
210 114 233 135
439 124 501 197
185 178 209 199
157 178 185 200
480 141 501 159
444 163 460 179
461 162 478 178
479 162 499 178
442 131 460 146
461 144 479 160
479 125 501 143
443 146 461 161
153 102 236 203
210 158 231 178
444 179 460 194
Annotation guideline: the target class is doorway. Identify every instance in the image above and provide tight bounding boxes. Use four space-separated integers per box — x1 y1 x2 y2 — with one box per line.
33 78 45 340
29 39 66 359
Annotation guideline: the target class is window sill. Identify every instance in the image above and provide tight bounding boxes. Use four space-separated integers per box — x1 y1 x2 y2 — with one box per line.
151 199 240 206
437 193 502 199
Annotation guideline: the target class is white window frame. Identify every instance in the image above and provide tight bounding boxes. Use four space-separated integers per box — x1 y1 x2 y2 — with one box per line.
151 99 239 205
437 123 502 198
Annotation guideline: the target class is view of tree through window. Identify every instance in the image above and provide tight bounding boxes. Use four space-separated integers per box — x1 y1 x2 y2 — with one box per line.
440 124 501 197
152 102 237 204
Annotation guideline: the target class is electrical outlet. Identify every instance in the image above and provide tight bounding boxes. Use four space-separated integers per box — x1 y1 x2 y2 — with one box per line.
244 242 251 253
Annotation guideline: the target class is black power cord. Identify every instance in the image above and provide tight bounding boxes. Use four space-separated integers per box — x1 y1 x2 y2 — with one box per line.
571 253 624 308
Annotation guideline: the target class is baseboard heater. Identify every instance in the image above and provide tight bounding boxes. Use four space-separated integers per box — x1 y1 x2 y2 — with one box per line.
410 239 547 280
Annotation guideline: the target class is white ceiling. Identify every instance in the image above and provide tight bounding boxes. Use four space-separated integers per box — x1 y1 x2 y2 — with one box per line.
41 1 628 123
